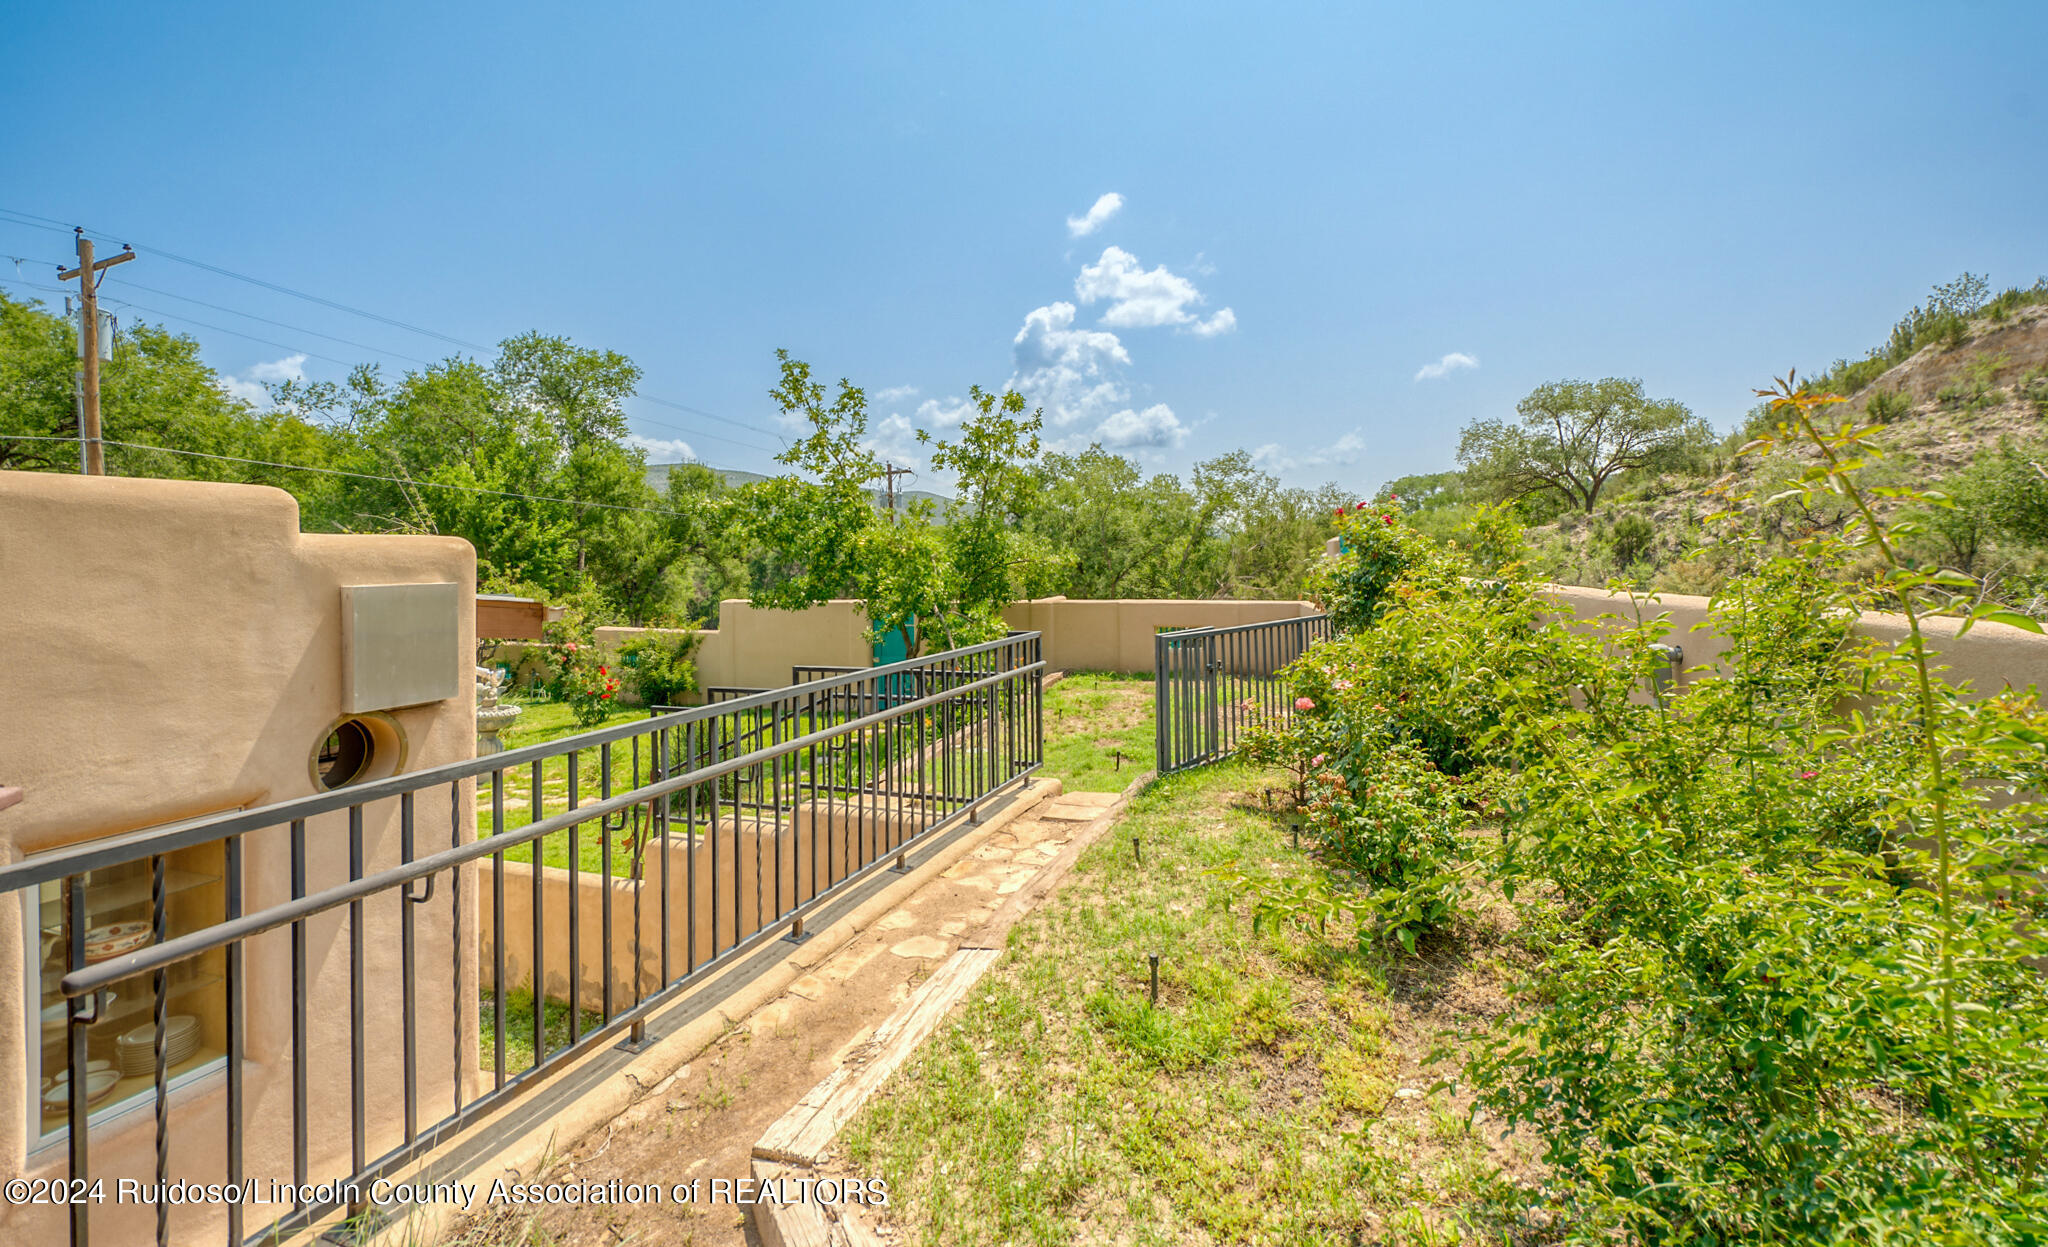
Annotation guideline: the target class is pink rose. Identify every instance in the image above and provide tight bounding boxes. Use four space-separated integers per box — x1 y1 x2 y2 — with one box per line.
1294 696 1315 711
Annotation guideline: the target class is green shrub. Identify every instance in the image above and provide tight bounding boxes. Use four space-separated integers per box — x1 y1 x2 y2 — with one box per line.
556 651 621 728
1865 388 1911 423
1607 513 1655 567
1307 502 1439 631
1246 394 2048 1240
617 629 702 706
1460 389 2048 1244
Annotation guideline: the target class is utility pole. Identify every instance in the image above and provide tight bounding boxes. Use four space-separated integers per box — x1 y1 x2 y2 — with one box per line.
880 462 914 521
56 228 134 475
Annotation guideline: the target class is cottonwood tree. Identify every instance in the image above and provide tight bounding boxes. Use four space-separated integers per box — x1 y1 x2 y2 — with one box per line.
1457 377 1708 513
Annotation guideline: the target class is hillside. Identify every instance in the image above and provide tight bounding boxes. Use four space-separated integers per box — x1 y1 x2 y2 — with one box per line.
1521 300 2048 601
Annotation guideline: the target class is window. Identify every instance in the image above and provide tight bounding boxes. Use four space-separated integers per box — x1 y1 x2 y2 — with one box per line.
317 718 374 788
28 846 227 1146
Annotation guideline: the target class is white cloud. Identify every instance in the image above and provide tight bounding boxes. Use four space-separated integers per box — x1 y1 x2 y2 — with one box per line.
1010 301 1133 430
1094 404 1188 450
1251 430 1367 475
249 354 307 383
1074 246 1235 335
861 412 927 471
874 384 919 405
1414 351 1478 382
913 396 976 429
1005 238 1236 456
1251 442 1294 472
1065 192 1124 238
626 434 697 462
217 353 307 408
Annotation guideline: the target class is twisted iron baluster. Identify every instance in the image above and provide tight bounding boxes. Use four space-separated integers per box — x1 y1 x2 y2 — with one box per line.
151 854 168 1247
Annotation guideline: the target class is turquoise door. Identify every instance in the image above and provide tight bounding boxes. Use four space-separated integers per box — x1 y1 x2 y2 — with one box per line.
872 616 915 666
873 616 916 706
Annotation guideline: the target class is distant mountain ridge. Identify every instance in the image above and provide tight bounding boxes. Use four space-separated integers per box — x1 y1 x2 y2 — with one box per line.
643 462 954 513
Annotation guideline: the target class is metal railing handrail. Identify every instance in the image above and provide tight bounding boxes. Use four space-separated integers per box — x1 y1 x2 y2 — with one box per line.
0 630 1043 892
1155 613 1334 774
1156 612 1330 641
15 631 1046 1247
55 656 1043 998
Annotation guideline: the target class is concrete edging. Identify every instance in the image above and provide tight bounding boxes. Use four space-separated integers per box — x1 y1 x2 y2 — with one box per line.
344 776 1063 1247
749 769 1156 1247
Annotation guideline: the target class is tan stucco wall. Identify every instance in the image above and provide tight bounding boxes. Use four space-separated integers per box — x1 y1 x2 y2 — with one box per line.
1002 597 1321 674
1542 583 2048 698
595 600 872 696
481 802 921 1005
0 470 478 1244
509 598 1323 705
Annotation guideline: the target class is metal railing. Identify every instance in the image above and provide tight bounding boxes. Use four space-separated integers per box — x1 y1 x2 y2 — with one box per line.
1154 615 1333 774
1 632 1043 1247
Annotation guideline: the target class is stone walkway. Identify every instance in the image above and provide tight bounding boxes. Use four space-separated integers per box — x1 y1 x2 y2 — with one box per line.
443 786 1124 1247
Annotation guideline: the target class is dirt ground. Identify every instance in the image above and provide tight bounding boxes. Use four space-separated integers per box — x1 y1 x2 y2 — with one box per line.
440 785 1123 1247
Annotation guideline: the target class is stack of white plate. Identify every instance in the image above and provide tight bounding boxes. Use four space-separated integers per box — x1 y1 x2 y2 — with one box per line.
116 1015 199 1077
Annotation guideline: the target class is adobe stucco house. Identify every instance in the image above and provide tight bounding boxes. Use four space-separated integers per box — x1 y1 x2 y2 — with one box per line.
0 469 477 1245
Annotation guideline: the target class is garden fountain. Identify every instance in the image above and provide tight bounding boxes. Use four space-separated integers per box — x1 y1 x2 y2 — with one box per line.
475 665 522 755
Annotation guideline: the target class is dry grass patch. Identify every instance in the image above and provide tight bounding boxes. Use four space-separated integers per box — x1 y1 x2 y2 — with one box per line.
839 762 1546 1246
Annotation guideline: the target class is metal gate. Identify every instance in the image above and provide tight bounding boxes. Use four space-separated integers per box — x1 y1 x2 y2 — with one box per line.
1154 614 1333 774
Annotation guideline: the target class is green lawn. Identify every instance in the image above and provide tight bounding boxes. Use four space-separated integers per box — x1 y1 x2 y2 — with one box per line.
479 701 668 876
478 698 1003 877
479 984 606 1075
844 761 1532 1246
1041 672 1155 792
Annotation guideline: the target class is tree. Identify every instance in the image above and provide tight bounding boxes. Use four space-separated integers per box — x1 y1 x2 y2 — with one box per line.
493 331 639 449
1017 448 1193 597
1457 377 1708 513
741 354 1058 655
923 384 1057 632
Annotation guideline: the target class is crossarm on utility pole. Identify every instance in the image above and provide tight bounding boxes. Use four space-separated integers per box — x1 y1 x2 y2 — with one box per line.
56 230 135 476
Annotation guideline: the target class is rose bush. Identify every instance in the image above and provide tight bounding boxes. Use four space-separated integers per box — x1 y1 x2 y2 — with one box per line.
555 643 621 728
1231 398 2048 1240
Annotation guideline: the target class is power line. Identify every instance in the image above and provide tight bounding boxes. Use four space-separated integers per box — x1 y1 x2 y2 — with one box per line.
0 206 483 350
4 274 782 456
0 210 791 455
107 278 441 366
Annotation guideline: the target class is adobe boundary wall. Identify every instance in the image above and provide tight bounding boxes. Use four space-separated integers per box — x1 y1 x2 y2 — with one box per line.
1543 583 2048 698
489 596 1324 702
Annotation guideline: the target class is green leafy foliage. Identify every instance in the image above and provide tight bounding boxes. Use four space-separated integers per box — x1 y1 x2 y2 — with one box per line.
555 645 620 728
616 629 702 705
1308 500 1438 631
736 353 1058 654
1229 425 2048 1240
1457 376 1712 514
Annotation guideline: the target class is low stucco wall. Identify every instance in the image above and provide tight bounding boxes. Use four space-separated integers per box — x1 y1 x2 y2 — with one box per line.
0 470 479 1245
1003 597 1321 674
480 801 922 1006
564 597 1322 702
595 600 872 696
1543 583 2048 698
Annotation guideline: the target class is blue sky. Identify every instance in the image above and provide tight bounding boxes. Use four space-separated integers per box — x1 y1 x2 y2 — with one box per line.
2 1 2042 491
